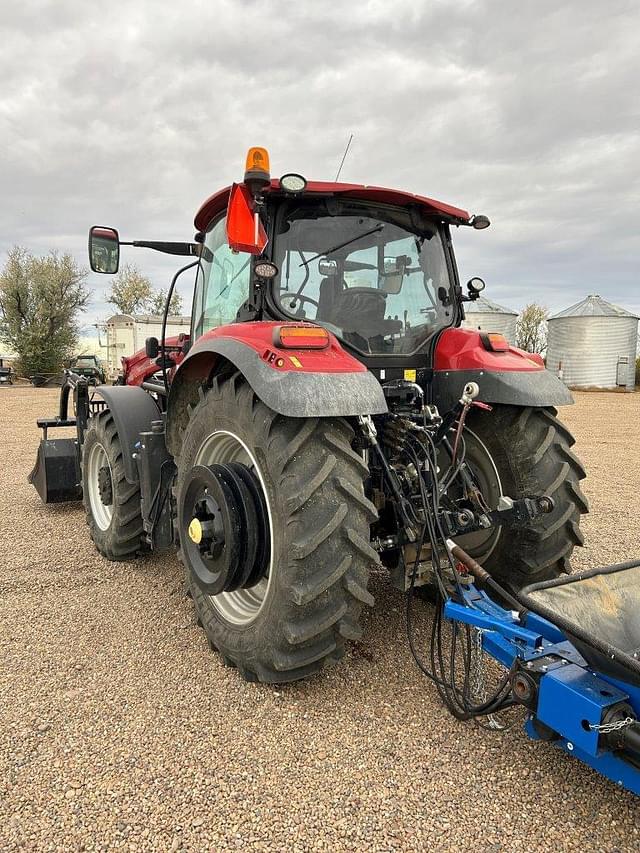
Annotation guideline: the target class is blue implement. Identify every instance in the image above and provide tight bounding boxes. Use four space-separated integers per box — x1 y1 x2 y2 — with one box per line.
442 560 640 797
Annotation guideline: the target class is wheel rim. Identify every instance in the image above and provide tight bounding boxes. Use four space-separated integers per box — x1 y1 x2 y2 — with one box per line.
194 430 273 626
449 427 502 560
87 441 113 531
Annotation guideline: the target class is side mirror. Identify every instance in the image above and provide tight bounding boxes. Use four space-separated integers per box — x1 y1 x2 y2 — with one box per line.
89 226 120 274
318 259 338 276
380 255 408 295
467 277 486 299
145 337 159 358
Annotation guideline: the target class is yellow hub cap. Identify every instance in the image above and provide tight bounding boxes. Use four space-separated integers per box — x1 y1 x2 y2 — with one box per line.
188 517 203 544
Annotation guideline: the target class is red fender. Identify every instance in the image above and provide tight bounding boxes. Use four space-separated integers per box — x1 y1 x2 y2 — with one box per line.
432 328 572 409
165 322 387 455
434 328 544 372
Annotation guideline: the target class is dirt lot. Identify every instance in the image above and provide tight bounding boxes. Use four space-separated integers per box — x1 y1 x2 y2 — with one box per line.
0 387 638 851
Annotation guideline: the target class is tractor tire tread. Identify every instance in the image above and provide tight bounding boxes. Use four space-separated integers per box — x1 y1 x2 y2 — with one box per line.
467 404 587 588
82 410 144 562
177 371 378 683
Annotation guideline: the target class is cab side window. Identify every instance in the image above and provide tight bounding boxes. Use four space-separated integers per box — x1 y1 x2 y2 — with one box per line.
193 216 252 338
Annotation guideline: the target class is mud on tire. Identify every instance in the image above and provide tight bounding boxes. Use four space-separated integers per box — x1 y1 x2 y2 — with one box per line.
176 372 380 683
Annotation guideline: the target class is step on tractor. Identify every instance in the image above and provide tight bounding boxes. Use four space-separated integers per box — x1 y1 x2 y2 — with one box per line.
30 148 640 794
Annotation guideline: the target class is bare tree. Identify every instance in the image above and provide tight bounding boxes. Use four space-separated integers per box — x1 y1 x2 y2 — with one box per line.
516 303 548 354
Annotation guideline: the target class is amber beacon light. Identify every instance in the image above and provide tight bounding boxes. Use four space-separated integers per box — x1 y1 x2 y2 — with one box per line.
244 147 271 190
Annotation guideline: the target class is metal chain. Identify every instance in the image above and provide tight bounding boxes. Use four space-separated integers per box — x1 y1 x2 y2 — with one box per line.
469 628 486 702
470 628 505 731
589 717 636 734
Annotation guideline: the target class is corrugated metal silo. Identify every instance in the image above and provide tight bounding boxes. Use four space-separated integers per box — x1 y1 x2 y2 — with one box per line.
546 294 639 391
462 296 518 342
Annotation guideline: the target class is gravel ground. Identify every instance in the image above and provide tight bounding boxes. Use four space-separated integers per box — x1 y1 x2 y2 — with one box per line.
1 387 638 851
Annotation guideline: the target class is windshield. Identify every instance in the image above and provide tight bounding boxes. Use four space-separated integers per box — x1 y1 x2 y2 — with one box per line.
192 215 252 339
74 356 98 367
272 205 454 355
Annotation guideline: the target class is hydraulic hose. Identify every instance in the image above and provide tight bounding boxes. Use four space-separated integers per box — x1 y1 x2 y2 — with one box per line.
445 540 526 617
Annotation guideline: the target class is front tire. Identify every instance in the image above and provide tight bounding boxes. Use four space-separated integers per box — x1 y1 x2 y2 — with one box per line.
82 411 144 561
465 405 588 588
176 373 379 683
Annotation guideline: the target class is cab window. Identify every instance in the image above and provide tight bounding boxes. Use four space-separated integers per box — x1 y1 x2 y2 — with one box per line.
273 208 452 355
192 216 252 338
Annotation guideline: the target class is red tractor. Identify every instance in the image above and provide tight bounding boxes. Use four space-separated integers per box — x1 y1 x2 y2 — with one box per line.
30 147 587 683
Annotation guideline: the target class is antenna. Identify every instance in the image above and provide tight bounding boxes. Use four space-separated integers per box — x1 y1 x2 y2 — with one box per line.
334 134 354 182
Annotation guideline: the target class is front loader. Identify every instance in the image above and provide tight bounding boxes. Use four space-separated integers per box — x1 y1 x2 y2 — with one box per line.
29 147 640 794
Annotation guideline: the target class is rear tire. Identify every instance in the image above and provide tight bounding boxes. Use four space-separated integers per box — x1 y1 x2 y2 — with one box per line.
176 372 379 683
82 411 144 561
466 405 588 588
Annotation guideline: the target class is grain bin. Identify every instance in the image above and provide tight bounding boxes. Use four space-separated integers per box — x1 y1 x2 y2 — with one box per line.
462 296 518 342
546 294 639 391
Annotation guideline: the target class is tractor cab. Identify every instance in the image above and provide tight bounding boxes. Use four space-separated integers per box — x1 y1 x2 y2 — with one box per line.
192 198 459 358
87 146 489 376
190 148 488 368
0 358 13 385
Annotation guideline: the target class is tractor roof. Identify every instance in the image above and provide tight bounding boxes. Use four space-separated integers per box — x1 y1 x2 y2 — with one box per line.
194 180 470 232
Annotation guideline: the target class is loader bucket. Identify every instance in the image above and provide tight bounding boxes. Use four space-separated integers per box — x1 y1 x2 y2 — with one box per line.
28 437 82 503
520 560 640 687
29 375 87 504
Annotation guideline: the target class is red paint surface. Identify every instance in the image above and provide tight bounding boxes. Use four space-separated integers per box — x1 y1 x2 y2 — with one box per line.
434 328 544 373
194 180 470 231
125 325 544 386
123 323 365 386
197 322 367 374
526 351 545 367
123 336 186 386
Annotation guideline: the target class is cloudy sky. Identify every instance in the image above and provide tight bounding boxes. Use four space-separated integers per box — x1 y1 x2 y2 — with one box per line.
2 0 639 334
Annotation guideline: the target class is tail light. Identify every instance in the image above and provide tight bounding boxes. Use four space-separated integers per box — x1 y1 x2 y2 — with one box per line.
275 325 330 349
480 332 509 352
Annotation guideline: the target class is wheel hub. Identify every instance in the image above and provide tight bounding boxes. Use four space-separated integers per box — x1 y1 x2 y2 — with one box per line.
97 465 113 506
180 463 270 596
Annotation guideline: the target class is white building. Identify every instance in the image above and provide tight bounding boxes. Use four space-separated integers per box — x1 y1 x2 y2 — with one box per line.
101 314 191 379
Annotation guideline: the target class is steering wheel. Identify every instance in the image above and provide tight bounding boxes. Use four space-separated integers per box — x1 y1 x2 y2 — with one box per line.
280 292 320 311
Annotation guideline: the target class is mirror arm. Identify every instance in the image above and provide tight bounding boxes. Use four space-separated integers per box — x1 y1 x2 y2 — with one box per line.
121 240 200 257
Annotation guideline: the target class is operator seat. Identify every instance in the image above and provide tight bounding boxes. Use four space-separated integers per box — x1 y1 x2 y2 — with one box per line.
317 276 345 326
316 275 404 351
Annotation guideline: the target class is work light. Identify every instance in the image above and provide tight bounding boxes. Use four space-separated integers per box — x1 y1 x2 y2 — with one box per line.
279 173 307 194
